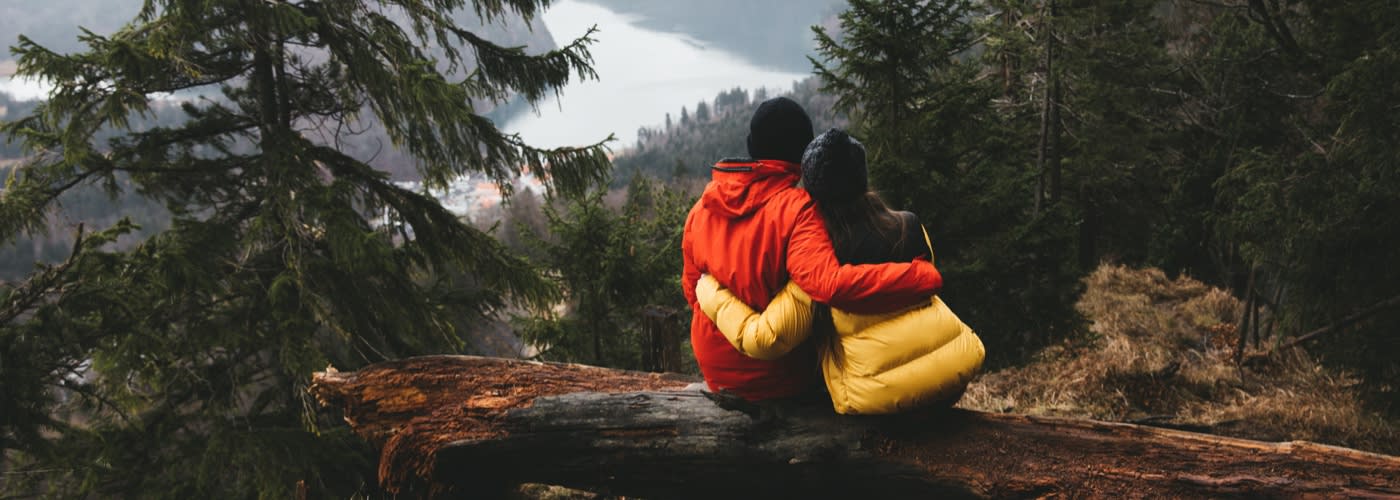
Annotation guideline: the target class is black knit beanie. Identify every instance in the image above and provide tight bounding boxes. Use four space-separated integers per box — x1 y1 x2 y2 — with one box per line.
746 97 815 164
801 128 868 203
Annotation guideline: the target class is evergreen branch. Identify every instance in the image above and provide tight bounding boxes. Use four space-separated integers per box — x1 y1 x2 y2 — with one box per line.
300 141 558 307
1244 0 1307 62
448 24 600 104
461 0 548 24
501 128 615 198
55 377 135 426
0 225 86 325
0 162 106 240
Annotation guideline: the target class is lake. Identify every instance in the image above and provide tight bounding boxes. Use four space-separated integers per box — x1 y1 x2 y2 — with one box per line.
498 0 809 149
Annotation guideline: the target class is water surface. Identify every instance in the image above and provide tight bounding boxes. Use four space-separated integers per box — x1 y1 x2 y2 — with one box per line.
499 0 808 149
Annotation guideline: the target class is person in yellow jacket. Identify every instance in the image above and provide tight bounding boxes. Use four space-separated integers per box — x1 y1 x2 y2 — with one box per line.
694 129 985 415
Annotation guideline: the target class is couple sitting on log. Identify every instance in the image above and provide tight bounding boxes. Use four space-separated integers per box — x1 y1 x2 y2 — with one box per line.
681 97 985 415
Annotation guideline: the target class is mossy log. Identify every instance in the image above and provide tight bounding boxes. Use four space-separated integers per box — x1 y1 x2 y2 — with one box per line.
310 355 1400 499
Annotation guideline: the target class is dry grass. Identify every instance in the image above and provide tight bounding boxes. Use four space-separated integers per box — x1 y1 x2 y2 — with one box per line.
959 264 1399 454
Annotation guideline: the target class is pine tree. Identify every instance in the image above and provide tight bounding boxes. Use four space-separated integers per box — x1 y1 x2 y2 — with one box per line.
1019 0 1182 269
0 0 610 496
516 176 690 370
813 0 1084 363
812 0 991 221
1200 0 1400 395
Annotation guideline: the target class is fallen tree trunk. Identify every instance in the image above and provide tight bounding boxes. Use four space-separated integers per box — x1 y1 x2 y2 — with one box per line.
310 355 1400 499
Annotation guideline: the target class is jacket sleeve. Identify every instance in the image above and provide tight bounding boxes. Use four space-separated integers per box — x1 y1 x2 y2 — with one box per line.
681 208 701 307
786 203 943 313
695 275 813 361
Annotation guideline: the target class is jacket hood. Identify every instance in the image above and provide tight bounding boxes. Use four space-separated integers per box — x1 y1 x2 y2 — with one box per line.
700 159 803 219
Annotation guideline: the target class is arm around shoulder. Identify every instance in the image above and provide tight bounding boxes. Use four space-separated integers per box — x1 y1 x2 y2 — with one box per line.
785 205 942 312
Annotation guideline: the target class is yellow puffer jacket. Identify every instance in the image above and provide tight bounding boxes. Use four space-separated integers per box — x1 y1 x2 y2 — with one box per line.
694 229 985 415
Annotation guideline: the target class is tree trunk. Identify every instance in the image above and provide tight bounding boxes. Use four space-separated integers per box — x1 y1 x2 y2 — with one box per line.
310 356 1400 499
641 305 683 373
1034 0 1061 215
1235 266 1257 363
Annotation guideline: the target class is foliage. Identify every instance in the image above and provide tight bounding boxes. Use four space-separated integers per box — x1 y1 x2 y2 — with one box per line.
811 0 1400 409
515 175 694 372
962 264 1398 455
0 0 610 497
0 95 42 158
812 0 1084 366
1197 0 1400 403
0 168 173 282
613 79 846 187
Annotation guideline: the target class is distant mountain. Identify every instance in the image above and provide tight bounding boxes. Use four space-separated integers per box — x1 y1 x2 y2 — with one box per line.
611 76 846 186
0 0 146 56
578 0 847 72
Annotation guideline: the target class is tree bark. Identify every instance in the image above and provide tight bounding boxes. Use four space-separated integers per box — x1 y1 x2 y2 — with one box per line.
310 355 1400 499
1034 0 1061 215
1234 266 1257 363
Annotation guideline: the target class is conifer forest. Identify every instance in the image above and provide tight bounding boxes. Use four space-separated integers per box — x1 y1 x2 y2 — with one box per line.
1 0 1398 497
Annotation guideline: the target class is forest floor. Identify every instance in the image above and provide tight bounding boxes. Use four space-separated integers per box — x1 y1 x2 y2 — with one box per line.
960 264 1399 455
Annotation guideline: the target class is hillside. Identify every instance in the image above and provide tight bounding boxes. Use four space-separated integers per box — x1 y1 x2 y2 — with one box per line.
5 1 1399 497
961 264 1398 455
609 76 845 186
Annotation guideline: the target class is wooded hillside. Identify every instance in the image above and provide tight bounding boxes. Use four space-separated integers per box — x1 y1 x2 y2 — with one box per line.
5 1 1400 498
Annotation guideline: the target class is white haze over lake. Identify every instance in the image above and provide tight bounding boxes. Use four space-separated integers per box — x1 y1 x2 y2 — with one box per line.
0 78 48 101
500 0 808 149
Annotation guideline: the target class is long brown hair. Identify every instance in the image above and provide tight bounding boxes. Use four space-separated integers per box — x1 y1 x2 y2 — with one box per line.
810 190 911 351
816 191 909 264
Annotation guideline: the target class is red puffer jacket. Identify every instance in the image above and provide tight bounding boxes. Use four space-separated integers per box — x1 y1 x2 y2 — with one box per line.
681 158 943 400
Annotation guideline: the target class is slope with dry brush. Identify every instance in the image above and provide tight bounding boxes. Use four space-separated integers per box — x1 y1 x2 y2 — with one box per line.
960 264 1398 454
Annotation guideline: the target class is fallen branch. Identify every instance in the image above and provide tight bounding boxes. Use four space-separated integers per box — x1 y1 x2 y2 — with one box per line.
1277 294 1400 351
310 356 1400 498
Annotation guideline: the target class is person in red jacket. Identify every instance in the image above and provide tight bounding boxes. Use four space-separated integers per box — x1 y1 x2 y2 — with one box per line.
681 97 944 401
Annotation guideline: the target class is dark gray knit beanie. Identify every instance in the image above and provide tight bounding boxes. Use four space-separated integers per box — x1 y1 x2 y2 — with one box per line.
801 128 868 203
746 97 815 164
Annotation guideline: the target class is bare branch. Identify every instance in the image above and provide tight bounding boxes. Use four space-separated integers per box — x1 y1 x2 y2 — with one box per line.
1278 295 1400 351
